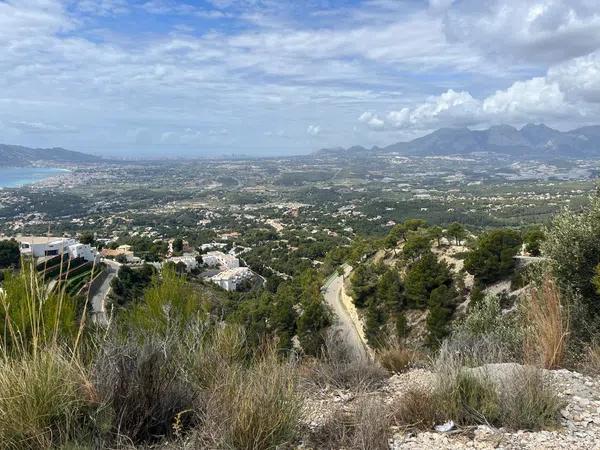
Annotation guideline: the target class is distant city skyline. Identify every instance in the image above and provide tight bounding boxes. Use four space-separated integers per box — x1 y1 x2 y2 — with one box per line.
2 0 600 156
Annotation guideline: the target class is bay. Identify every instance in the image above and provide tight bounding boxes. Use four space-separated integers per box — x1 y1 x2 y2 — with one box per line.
0 167 68 188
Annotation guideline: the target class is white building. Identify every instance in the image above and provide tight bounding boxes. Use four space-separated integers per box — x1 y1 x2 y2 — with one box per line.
17 237 99 263
202 251 239 270
210 267 254 291
166 255 198 272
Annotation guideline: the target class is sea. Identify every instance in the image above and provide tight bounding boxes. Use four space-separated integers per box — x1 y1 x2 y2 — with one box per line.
0 167 69 188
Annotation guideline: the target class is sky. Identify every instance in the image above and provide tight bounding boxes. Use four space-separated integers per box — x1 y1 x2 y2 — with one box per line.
2 0 600 157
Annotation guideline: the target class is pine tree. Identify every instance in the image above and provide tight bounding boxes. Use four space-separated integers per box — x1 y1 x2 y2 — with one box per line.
426 285 455 348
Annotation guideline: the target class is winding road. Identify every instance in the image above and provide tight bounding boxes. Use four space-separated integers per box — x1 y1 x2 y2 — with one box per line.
90 259 120 326
322 264 371 361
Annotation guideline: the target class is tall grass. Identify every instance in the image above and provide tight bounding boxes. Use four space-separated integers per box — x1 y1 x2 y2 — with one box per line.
198 347 301 450
523 279 570 369
0 350 94 449
395 350 563 432
0 262 79 357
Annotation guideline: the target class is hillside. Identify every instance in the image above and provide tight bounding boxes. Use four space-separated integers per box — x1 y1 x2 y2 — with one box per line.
317 123 600 159
0 144 101 167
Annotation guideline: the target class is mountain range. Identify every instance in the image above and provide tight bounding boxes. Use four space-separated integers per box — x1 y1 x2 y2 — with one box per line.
317 124 600 159
0 144 101 167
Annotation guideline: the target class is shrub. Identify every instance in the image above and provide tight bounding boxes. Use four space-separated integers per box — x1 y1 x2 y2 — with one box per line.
198 350 301 450
499 367 564 431
542 195 600 313
0 351 93 449
523 279 569 369
448 294 523 363
92 334 197 444
378 346 421 373
437 370 501 426
309 398 391 450
302 336 387 391
394 363 562 432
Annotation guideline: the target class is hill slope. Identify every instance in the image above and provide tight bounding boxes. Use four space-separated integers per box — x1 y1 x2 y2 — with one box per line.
317 124 600 159
0 144 101 167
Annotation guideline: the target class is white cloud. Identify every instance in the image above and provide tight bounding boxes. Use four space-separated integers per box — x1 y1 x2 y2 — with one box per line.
364 78 581 131
483 77 570 119
384 90 481 129
548 51 600 102
307 125 321 136
358 112 385 130
442 0 600 64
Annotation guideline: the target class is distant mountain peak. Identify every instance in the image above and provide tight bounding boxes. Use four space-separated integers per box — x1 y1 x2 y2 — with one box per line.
0 144 101 167
315 124 600 159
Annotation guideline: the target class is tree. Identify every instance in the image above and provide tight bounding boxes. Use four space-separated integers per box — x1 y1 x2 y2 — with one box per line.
395 311 409 341
377 268 405 313
542 196 600 314
271 284 299 351
402 234 431 262
172 238 184 254
364 298 388 349
350 264 378 308
469 280 486 309
296 270 331 356
78 231 95 246
404 218 428 231
464 229 522 284
297 298 330 357
404 251 453 308
0 239 20 269
385 224 407 249
447 222 466 245
429 226 444 247
523 226 544 256
426 284 456 348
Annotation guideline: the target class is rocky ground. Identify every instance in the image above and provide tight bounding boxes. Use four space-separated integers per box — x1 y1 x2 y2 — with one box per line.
302 365 600 449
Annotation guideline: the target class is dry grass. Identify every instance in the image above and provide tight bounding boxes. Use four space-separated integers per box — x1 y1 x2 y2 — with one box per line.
377 346 421 373
92 335 197 445
309 398 392 450
0 350 93 450
198 350 301 450
523 279 570 369
582 343 600 375
394 364 563 432
301 335 388 392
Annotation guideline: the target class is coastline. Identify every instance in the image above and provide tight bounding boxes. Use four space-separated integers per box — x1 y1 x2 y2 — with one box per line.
0 167 71 189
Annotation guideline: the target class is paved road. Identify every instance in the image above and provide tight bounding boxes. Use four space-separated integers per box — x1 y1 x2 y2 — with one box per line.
90 259 120 326
322 265 370 361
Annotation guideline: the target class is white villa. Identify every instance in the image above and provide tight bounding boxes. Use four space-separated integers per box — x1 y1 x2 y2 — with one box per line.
210 267 254 291
17 237 99 263
202 251 239 270
166 255 198 271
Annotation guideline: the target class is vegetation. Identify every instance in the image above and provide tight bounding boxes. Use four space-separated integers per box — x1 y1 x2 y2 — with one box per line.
0 238 20 269
523 279 570 369
5 191 600 448
464 229 522 284
395 360 563 431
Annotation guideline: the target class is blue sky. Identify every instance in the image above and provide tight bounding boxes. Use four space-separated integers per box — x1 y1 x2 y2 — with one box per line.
2 0 600 157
